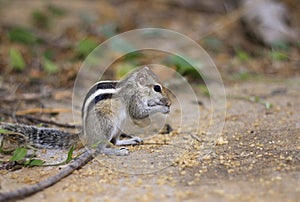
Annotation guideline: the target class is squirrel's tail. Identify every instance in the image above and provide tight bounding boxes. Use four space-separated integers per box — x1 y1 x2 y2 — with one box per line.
0 122 80 149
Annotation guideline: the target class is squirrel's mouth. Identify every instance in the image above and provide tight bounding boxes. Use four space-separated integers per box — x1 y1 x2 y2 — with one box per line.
147 100 171 114
147 99 170 107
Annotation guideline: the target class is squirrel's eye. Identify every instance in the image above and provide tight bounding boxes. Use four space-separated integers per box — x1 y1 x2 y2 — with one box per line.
153 85 162 92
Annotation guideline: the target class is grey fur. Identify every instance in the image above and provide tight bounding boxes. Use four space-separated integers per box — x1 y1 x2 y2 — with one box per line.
0 67 171 201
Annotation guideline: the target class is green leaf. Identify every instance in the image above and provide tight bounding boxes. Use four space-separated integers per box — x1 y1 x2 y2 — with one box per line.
10 147 27 162
43 50 55 60
66 146 74 163
43 57 59 74
164 55 201 77
270 51 289 61
76 38 98 57
8 27 37 45
235 49 250 61
9 48 25 71
115 62 136 78
231 72 253 81
0 128 14 134
28 159 45 166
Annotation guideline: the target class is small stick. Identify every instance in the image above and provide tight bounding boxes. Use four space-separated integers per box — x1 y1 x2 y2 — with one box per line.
15 108 71 115
0 93 51 102
19 114 79 129
0 150 94 202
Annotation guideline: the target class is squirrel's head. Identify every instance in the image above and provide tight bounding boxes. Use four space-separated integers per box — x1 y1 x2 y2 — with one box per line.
126 66 172 115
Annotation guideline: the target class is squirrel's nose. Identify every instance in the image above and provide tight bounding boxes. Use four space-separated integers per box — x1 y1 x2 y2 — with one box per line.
160 98 171 107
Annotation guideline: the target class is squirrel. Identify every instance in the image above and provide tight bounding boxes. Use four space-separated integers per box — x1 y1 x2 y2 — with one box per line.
0 66 172 201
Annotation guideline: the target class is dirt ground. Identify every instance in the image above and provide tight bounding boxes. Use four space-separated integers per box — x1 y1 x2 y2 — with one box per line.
1 77 300 202
0 1 300 202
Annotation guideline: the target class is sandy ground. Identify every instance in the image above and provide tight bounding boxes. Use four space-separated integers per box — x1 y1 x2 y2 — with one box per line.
1 77 299 202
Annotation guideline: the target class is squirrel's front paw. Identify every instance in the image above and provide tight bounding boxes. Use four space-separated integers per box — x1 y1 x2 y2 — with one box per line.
118 147 130 156
115 137 143 146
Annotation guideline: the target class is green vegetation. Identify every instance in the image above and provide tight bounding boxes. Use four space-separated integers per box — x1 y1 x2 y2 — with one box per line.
270 50 289 61
9 48 25 71
115 62 136 78
76 38 98 57
43 57 59 74
0 127 75 168
234 48 250 61
32 10 50 29
8 27 37 45
230 71 259 81
164 55 201 77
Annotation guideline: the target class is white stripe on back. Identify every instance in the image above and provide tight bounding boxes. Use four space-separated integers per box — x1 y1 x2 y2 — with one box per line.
83 88 117 122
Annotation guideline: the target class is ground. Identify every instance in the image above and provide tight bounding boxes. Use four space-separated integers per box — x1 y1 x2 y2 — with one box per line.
0 1 300 202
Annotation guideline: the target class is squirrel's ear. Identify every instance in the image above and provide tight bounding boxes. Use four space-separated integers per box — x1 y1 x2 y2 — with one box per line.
135 67 149 85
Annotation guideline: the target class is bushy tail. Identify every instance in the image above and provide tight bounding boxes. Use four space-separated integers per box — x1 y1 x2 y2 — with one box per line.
0 122 80 149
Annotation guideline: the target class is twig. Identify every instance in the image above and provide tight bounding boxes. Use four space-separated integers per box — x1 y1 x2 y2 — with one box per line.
0 109 79 129
15 108 71 115
0 93 51 102
0 150 94 201
19 114 79 129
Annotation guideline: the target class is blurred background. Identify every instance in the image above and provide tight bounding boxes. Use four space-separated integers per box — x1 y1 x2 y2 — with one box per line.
0 0 299 91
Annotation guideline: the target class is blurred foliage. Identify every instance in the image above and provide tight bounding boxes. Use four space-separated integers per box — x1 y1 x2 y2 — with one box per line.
8 27 37 45
270 50 289 61
230 71 257 81
43 57 59 74
32 10 50 29
234 48 250 61
32 4 66 30
43 50 55 60
0 0 299 89
9 48 25 71
164 55 201 77
76 38 98 58
115 62 136 79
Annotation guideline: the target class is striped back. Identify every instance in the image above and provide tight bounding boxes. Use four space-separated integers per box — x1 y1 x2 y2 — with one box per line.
81 81 119 122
